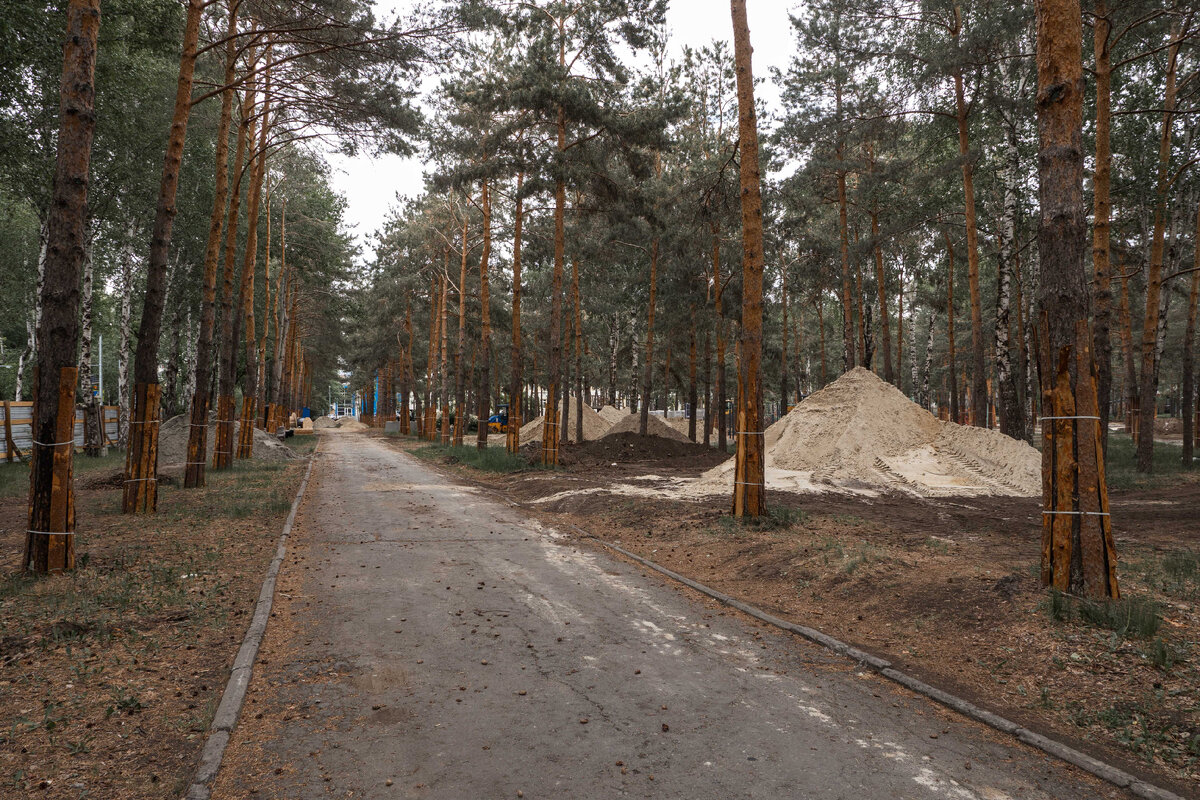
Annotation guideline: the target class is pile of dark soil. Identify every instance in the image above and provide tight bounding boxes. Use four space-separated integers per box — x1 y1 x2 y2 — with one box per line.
562 432 727 468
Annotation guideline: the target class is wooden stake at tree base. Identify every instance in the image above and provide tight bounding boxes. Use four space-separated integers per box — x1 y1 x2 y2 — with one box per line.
212 394 235 470
236 396 255 458
122 382 160 514
3 401 15 463
25 367 78 573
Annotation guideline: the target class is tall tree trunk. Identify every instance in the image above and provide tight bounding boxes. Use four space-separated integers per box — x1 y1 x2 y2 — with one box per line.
541 49 567 466
1034 0 1118 599
185 0 238 488
703 327 712 446
639 239 659 435
439 263 450 446
996 116 1022 438
507 175 524 453
26 0 100 572
77 224 94 403
573 257 583 444
816 295 827 387
215 73 254 468
896 263 904 390
870 203 893 384
1091 0 1114 453
454 209 468 446
922 312 936 410
477 177 493 449
236 77 271 459
1136 22 1183 472
713 225 727 452
945 232 959 423
688 316 698 440
1182 201 1200 467
781 261 790 405
125 0 204 514
731 0 767 517
14 224 49 402
117 234 134 446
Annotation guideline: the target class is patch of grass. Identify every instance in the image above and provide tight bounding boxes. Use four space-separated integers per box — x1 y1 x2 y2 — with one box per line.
1141 638 1180 672
1104 432 1188 491
284 434 318 455
714 505 808 534
413 443 532 473
1045 589 1162 638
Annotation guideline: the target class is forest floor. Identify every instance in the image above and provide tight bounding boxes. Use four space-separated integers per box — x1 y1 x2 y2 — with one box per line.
389 429 1199 796
0 435 315 800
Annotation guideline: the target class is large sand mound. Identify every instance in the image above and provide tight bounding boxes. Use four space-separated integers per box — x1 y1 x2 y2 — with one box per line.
697 367 1040 497
157 413 298 467
520 402 609 445
335 417 368 431
603 411 692 443
597 405 629 426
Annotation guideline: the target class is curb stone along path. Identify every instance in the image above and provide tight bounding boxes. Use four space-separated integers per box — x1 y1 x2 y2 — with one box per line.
431 460 1187 800
183 452 317 800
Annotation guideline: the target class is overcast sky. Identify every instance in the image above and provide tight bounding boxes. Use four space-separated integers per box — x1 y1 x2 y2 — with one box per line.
325 0 800 261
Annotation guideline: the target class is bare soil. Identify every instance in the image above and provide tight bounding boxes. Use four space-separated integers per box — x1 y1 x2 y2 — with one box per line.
382 430 1200 796
0 443 311 799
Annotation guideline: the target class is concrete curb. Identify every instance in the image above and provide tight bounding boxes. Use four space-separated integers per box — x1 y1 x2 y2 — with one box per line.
581 533 1186 800
182 453 317 800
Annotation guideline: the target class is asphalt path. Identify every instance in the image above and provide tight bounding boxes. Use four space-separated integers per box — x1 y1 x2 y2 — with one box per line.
213 432 1119 799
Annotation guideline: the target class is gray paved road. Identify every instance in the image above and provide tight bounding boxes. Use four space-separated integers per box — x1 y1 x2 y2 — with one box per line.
213 432 1119 799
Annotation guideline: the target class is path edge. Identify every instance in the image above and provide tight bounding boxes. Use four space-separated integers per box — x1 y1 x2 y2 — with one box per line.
583 532 1185 800
183 449 317 800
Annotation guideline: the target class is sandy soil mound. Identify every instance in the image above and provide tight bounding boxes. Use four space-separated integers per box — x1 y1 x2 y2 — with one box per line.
603 411 692 443
519 402 609 445
157 413 299 466
335 417 368 431
313 415 338 430
597 405 629 426
663 416 697 437
697 367 1040 497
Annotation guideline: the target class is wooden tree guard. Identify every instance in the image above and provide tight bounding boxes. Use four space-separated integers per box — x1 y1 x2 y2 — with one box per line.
122 382 160 513
1039 319 1119 598
212 394 235 469
236 396 256 458
184 390 210 488
25 367 77 573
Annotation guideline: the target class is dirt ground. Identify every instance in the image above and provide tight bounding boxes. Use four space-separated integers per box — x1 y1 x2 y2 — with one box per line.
388 431 1200 797
0 441 312 799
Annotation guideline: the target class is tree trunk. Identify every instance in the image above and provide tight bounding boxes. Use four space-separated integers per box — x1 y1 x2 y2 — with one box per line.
77 224 94 403
896 263 904 391
870 204 893 384
639 239 658 435
454 209 468 446
507 175 524 453
816 296 827 387
14 224 48 403
573 257 583 444
714 226 728 452
730 0 767 517
214 75 255 470
477 177 493 449
185 0 238 488
1137 22 1183 472
1182 200 1200 467
125 0 204 514
25 0 100 572
688 317 698 441
945 232 959 423
236 78 271 459
1034 0 1118 599
541 97 566 466
118 234 134 447
1091 0 1114 453
781 261 790 405
440 264 450 446
996 118 1023 438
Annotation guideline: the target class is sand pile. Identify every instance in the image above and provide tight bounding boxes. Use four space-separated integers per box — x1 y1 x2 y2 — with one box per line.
313 415 338 430
697 367 1040 497
603 411 692 443
335 417 368 431
663 416 696 437
597 405 629 426
520 402 610 445
157 413 298 467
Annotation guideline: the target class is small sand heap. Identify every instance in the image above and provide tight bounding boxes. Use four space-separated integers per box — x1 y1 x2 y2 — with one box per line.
313 415 338 430
157 413 298 467
520 402 610 445
597 405 629 426
603 411 692 443
697 367 1040 497
335 417 368 431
